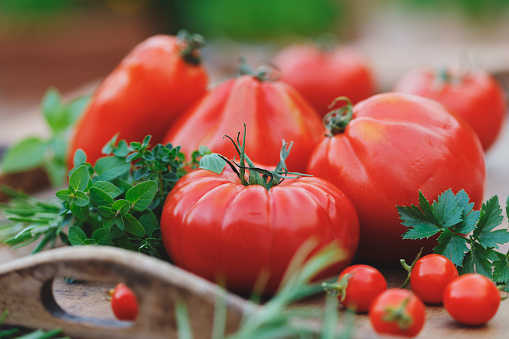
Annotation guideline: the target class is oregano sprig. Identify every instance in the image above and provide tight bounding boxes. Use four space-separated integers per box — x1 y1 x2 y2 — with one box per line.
397 189 509 285
0 135 192 259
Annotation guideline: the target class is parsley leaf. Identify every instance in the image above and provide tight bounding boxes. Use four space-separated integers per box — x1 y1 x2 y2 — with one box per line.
398 189 509 286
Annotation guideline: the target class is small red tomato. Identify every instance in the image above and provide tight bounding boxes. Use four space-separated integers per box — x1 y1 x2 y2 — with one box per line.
443 274 500 326
369 289 426 338
410 254 459 304
393 67 506 151
323 264 387 313
110 283 139 321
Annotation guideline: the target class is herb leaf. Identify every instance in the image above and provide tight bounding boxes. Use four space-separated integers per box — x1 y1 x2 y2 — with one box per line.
398 189 509 285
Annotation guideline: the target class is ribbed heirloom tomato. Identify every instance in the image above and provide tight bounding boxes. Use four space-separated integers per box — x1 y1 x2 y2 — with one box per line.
393 67 506 151
163 62 324 173
160 130 359 296
307 93 486 263
274 40 375 117
69 31 208 167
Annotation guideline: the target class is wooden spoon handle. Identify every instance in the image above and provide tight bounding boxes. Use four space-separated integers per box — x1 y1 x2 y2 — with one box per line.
0 246 255 339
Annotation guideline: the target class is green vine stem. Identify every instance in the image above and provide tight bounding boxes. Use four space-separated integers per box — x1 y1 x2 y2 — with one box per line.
177 30 205 66
322 96 354 136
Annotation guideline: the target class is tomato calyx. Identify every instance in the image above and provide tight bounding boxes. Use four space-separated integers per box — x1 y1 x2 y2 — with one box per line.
237 57 281 82
313 33 337 53
322 273 352 302
323 96 354 136
400 248 423 288
221 125 309 190
177 30 205 66
382 297 414 330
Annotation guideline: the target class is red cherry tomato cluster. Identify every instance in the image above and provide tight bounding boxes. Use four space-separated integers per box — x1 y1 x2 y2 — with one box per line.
328 256 503 337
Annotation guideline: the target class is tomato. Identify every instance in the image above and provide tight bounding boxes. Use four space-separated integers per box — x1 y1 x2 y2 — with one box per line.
163 64 324 173
443 273 501 325
323 264 387 313
274 41 375 117
307 93 486 263
369 288 426 338
160 166 359 296
110 282 139 321
68 31 208 167
393 67 506 151
409 254 458 304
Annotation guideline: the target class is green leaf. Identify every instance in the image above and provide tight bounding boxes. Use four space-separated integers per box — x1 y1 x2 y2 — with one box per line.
0 138 47 173
101 133 119 156
94 156 130 181
98 206 116 219
125 181 158 212
92 181 122 198
139 210 159 237
68 226 87 245
124 214 146 237
115 216 125 230
89 187 114 207
469 243 497 279
199 145 212 155
474 195 504 241
493 252 509 283
91 228 113 245
73 149 87 168
66 94 90 126
103 217 116 233
69 165 90 192
73 191 90 207
200 153 226 174
477 229 509 250
434 229 469 266
112 199 130 216
452 190 479 234
113 140 130 157
41 87 64 132
402 223 441 239
56 189 71 202
432 189 463 229
70 203 89 221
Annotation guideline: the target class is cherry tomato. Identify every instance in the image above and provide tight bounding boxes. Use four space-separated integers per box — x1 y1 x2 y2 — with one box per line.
393 67 506 151
160 166 359 296
307 93 485 263
369 288 426 338
110 282 139 321
274 41 375 117
443 273 500 326
69 31 208 168
324 264 387 313
409 254 458 304
163 63 324 173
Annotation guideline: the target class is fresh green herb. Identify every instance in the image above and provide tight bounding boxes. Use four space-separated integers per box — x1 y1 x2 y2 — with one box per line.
0 88 90 187
397 189 509 286
176 241 354 338
1 135 191 258
0 309 68 339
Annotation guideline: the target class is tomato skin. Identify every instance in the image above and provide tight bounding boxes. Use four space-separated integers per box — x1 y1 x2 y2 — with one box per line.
69 34 208 167
393 68 506 151
110 283 139 321
337 264 387 313
410 254 458 304
369 288 426 338
160 167 359 296
307 92 486 263
443 274 500 326
274 43 375 116
163 74 324 172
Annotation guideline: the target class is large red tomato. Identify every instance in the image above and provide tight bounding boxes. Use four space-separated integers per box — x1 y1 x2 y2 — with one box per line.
274 42 375 117
160 166 359 296
68 32 208 167
163 67 324 173
393 67 506 151
307 93 486 263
